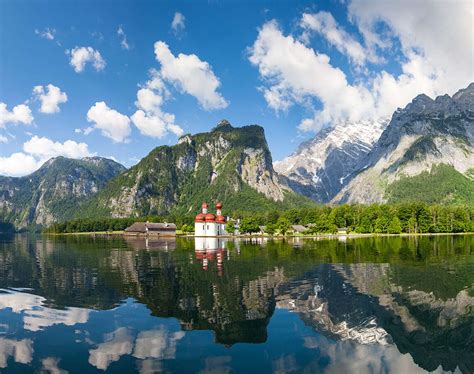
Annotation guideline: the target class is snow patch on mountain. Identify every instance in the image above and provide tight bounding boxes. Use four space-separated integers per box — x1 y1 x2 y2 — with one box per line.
274 118 389 202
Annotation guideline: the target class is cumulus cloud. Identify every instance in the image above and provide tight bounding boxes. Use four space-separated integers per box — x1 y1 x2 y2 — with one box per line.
23 136 92 160
154 41 228 110
300 12 374 66
68 46 106 73
249 21 374 129
87 101 131 143
249 1 474 131
35 27 56 40
0 153 40 177
33 84 68 114
131 71 184 138
347 0 474 97
0 136 95 177
249 1 474 132
117 26 130 50
0 135 7 143
0 102 34 128
171 12 185 35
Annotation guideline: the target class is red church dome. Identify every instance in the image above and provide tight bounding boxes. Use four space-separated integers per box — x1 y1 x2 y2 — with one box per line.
215 202 222 209
205 213 216 222
195 213 205 222
202 202 208 209
216 215 226 223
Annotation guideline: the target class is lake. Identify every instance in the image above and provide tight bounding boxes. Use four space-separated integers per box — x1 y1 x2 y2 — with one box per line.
0 234 472 373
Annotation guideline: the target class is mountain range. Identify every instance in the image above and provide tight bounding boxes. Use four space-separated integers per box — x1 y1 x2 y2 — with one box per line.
0 84 472 229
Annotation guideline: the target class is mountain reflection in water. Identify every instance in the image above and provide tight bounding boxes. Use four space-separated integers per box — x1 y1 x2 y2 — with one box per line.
0 234 472 373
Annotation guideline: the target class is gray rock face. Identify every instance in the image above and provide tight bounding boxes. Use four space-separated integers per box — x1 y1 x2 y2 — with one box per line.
0 157 126 228
274 118 388 202
333 83 474 204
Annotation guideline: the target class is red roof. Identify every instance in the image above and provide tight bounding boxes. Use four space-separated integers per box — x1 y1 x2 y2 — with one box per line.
205 213 216 222
195 213 205 222
216 215 226 223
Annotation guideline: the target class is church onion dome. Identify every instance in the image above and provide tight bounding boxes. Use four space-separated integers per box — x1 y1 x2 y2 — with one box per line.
216 215 226 223
205 213 216 222
195 213 205 222
215 202 222 209
202 202 208 209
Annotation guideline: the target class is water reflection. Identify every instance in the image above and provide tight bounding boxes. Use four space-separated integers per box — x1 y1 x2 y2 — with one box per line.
0 234 472 373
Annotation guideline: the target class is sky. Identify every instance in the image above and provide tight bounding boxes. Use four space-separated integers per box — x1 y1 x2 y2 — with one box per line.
0 0 473 177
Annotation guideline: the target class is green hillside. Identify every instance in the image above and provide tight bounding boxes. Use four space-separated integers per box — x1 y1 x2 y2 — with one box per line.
386 164 474 205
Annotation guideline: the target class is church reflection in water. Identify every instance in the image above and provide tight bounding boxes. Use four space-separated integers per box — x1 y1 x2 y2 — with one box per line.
194 237 228 274
0 234 472 373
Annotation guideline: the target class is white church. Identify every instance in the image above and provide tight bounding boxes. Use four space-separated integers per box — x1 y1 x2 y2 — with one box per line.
194 202 227 237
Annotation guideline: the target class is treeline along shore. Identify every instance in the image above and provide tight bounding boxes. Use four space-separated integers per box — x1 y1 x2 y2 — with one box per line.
41 203 474 235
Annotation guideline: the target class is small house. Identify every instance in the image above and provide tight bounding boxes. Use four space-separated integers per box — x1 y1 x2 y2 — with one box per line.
337 227 348 234
291 225 307 234
124 222 177 237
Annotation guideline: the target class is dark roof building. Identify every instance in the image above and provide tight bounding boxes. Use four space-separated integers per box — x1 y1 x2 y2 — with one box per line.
124 222 176 237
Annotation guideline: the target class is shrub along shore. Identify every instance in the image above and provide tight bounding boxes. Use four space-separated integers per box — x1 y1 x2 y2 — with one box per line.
42 203 474 235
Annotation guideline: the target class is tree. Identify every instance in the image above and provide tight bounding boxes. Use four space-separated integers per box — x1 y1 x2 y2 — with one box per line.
356 215 373 233
181 224 194 233
226 221 236 235
265 223 276 235
387 217 402 234
277 217 291 235
239 218 260 234
374 215 390 233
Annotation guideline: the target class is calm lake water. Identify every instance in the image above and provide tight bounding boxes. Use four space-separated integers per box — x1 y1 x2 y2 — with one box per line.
0 234 472 373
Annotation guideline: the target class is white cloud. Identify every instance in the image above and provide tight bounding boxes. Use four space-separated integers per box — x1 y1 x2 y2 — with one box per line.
0 135 7 143
117 26 130 50
131 72 184 138
249 2 474 133
300 12 373 66
87 101 131 143
0 102 34 128
249 20 374 129
33 84 68 114
171 12 185 35
131 110 169 138
0 153 40 177
35 27 56 40
348 0 474 97
154 41 228 110
23 136 93 160
68 46 106 73
0 136 95 177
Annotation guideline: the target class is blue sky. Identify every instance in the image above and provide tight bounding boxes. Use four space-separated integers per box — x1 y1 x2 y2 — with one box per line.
1 0 472 176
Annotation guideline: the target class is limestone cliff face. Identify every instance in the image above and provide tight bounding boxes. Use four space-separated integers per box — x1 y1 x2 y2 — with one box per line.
332 83 474 204
83 120 306 218
0 157 125 228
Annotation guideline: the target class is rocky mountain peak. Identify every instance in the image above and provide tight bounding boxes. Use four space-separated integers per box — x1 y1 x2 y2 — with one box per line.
212 119 233 131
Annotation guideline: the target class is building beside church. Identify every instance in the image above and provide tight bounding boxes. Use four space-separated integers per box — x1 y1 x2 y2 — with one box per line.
124 222 176 237
195 202 227 237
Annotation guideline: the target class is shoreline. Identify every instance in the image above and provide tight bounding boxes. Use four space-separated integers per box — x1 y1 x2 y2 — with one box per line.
39 231 474 238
